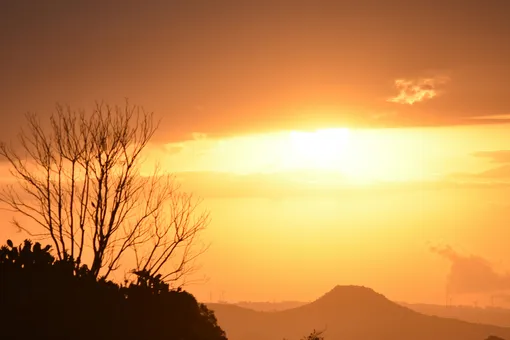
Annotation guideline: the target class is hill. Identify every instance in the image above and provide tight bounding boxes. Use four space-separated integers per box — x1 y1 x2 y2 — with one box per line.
208 285 510 340
230 297 510 328
402 302 510 328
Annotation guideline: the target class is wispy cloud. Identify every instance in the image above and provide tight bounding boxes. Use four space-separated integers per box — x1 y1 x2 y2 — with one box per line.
431 244 510 295
473 150 510 164
447 151 510 182
448 165 510 182
387 76 450 105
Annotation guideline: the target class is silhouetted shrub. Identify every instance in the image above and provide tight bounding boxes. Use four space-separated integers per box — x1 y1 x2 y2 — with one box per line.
302 330 325 340
0 239 226 340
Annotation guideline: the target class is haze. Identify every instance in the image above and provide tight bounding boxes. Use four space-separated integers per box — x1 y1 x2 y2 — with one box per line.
2 0 510 310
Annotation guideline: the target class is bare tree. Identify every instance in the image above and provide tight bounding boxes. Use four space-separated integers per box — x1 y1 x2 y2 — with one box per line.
0 102 208 285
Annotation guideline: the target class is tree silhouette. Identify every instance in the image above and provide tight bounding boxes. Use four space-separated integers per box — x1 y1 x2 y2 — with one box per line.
0 239 226 340
0 102 208 286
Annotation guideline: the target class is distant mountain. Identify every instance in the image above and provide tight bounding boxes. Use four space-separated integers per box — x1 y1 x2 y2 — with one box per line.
230 297 510 328
208 285 510 340
402 302 510 328
235 301 307 312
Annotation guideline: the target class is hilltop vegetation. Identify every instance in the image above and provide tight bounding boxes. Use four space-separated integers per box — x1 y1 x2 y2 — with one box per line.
0 239 226 340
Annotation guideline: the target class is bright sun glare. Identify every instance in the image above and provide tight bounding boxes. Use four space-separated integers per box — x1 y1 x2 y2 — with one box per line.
285 128 351 170
158 127 432 183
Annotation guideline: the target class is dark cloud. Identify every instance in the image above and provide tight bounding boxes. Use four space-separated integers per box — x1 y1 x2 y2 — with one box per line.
431 245 510 295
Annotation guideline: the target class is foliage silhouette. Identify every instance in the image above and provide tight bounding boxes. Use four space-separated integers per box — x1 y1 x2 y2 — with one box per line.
302 330 325 340
0 239 226 340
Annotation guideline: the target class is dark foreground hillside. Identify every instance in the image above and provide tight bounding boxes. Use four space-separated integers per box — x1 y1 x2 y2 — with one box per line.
209 285 510 340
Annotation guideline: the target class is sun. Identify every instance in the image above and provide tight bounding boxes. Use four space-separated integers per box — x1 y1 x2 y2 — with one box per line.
284 128 351 170
156 126 429 183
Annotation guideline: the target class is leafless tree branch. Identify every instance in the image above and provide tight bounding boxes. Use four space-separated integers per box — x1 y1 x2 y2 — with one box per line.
0 101 209 285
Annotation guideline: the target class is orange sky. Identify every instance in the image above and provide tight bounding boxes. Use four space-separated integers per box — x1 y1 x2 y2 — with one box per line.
2 0 510 307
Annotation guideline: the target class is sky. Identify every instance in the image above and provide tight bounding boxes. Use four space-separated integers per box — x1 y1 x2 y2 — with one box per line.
2 0 510 306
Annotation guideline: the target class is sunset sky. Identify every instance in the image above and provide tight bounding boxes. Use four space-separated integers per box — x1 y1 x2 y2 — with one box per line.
2 0 510 306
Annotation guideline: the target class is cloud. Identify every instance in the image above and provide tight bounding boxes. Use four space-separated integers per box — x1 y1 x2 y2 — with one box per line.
431 244 510 295
174 170 352 199
387 76 450 105
468 114 510 122
4 1 510 138
473 150 510 164
172 170 510 200
446 150 510 182
448 165 510 182
474 165 510 179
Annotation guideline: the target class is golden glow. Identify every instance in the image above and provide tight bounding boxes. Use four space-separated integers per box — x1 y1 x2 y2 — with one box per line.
284 128 351 170
5 123 510 306
142 124 510 184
